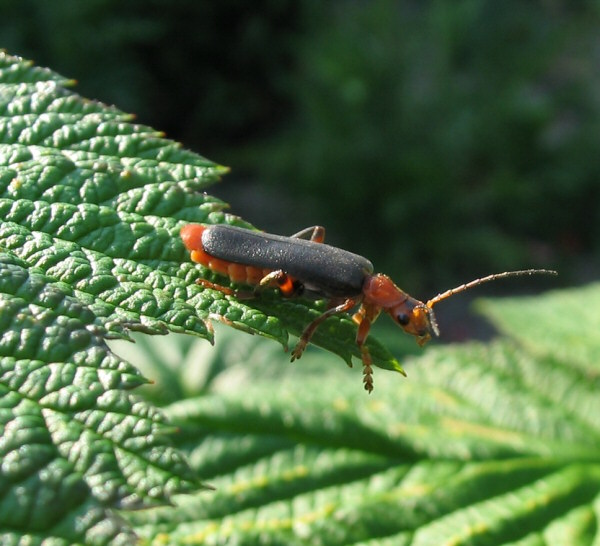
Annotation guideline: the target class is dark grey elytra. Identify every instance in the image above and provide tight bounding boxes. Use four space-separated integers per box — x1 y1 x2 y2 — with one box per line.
201 224 374 298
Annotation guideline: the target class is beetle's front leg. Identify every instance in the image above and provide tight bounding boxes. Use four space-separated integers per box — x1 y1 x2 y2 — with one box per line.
354 302 381 393
291 298 358 362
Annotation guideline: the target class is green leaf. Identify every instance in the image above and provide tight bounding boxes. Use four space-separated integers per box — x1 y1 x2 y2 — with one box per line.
124 284 600 545
0 51 230 543
0 51 400 543
0 50 399 370
0 256 201 544
6 49 592 546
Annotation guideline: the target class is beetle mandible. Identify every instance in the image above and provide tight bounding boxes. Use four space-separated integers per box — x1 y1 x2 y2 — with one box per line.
181 223 557 393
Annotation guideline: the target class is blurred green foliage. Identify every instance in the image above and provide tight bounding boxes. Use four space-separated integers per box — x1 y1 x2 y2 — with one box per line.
0 0 303 150
253 1 600 290
3 0 598 290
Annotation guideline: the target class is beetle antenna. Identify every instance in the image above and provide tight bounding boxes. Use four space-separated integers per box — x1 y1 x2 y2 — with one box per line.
426 269 557 309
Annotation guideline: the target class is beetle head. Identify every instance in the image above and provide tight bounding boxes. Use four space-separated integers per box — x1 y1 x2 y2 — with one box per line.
362 274 440 345
369 269 556 346
388 300 439 346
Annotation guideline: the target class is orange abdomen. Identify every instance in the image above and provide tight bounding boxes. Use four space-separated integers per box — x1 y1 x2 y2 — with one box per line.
181 224 271 285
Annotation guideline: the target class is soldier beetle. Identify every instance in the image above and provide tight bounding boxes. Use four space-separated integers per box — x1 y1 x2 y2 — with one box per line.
181 223 557 392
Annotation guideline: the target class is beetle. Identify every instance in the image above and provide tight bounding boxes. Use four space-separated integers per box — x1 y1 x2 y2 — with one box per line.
181 223 557 393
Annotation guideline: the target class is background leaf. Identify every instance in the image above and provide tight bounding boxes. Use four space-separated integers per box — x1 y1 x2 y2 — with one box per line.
121 283 600 545
476 283 600 372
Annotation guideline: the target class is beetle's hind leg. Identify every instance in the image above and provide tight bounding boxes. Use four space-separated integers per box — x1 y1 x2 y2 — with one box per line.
195 279 255 300
291 298 358 362
291 226 326 243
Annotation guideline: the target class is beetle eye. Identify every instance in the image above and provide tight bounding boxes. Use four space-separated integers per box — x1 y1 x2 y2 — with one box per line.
396 313 410 326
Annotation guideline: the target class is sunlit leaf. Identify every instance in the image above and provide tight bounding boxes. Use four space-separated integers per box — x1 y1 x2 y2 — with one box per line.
0 51 401 544
126 285 600 545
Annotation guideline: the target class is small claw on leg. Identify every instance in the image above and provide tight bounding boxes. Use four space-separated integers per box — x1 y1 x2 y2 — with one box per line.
291 340 307 362
362 363 373 393
360 344 374 393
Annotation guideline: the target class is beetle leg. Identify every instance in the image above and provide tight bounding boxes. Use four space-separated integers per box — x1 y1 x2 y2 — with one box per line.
356 330 374 392
290 226 326 243
259 270 301 297
352 305 366 325
259 270 286 287
195 279 255 299
326 297 346 310
355 303 382 393
291 297 358 362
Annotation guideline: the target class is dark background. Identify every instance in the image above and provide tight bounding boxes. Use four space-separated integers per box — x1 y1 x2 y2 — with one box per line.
2 1 597 316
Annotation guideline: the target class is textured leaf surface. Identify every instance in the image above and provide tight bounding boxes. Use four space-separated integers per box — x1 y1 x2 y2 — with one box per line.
0 52 401 544
0 51 399 371
0 51 228 544
476 282 600 372
125 284 600 545
0 255 201 544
